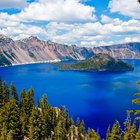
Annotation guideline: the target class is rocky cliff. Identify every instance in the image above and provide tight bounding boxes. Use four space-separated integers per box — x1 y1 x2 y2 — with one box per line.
0 34 140 66
93 42 140 59
0 35 94 66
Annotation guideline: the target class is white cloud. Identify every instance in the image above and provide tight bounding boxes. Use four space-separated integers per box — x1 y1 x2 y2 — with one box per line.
101 15 113 23
1 18 140 46
0 0 28 9
17 0 97 22
101 15 122 25
43 20 140 46
0 24 48 40
109 0 140 19
0 0 140 47
124 37 140 43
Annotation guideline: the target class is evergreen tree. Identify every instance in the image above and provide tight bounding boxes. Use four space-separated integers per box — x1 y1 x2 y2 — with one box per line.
131 82 140 118
26 87 34 115
87 128 100 140
53 120 67 140
60 106 73 131
78 120 86 139
0 77 3 107
2 82 10 104
29 107 46 140
124 122 136 140
38 94 48 115
20 89 27 137
136 127 140 140
39 94 57 138
10 82 18 102
76 117 81 127
20 89 26 108
110 120 121 140
0 98 21 140
106 126 111 140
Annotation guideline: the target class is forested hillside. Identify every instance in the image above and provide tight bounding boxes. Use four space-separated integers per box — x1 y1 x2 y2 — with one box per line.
0 78 140 140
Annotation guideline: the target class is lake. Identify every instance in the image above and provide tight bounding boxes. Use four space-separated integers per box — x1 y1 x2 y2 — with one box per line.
0 60 140 138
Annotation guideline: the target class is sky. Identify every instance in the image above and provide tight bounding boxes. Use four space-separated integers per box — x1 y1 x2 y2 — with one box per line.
0 0 140 47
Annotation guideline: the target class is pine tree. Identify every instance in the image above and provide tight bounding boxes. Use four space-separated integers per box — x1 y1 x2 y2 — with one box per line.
124 121 136 140
136 127 140 140
78 120 86 139
29 107 46 140
2 82 10 104
20 89 27 137
87 128 100 140
131 82 140 119
39 94 57 138
20 89 26 108
76 117 81 127
0 98 21 140
110 120 121 140
38 94 48 115
0 77 3 107
10 82 18 102
106 126 111 140
20 88 34 138
60 106 72 131
26 87 34 115
53 120 67 140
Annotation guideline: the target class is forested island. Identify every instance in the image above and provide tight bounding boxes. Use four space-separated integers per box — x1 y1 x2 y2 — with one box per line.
0 78 140 140
60 53 134 72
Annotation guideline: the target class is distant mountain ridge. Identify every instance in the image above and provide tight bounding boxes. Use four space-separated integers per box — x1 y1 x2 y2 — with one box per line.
0 34 140 66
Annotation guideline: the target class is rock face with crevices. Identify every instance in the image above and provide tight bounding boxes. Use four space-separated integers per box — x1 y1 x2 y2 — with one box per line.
0 34 140 66
0 35 94 66
93 43 140 59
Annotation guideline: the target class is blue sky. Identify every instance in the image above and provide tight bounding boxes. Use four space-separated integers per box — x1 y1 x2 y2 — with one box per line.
0 0 140 47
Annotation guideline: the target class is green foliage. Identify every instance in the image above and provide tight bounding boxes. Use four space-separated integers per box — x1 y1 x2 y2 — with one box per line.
10 82 18 102
2 82 10 104
60 53 134 72
110 120 121 140
0 77 3 107
1 79 140 140
0 98 21 140
29 107 46 140
136 127 140 140
87 128 100 140
53 120 67 140
124 122 136 140
130 82 140 120
106 126 112 140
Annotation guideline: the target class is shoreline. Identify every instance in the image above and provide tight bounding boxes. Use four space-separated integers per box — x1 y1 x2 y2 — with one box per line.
0 59 61 68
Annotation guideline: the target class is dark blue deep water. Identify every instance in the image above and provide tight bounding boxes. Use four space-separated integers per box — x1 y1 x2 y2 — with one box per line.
0 60 140 138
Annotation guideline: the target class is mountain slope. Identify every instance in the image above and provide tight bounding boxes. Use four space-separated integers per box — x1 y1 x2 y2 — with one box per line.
93 42 140 59
0 35 94 66
60 53 134 72
0 34 140 66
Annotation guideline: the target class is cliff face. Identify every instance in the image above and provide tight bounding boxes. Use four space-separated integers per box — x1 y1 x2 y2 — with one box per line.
0 35 94 66
93 43 140 59
0 34 140 66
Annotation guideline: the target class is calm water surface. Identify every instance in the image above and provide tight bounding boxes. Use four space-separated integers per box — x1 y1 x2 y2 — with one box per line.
0 60 140 137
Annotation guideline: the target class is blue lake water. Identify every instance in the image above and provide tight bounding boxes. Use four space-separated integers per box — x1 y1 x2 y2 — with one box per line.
0 60 140 137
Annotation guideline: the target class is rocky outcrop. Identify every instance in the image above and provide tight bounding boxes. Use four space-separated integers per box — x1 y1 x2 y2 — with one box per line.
93 42 140 59
0 34 140 66
0 35 94 66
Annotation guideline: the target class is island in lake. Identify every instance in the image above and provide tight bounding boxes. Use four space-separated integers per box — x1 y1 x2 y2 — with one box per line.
60 53 134 72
